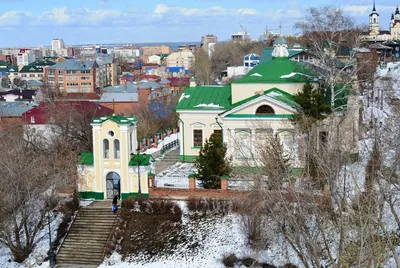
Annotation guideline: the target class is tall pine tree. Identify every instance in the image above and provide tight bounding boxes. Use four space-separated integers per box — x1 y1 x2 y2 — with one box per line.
194 134 231 189
292 82 331 132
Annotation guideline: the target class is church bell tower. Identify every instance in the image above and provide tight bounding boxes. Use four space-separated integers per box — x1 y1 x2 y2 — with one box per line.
369 1 380 34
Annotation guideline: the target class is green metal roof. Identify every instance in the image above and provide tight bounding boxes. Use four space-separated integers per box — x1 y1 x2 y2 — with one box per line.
80 152 94 165
175 85 231 110
225 114 293 119
231 87 298 110
129 154 151 166
92 114 137 125
19 65 43 73
232 57 315 84
261 47 305 63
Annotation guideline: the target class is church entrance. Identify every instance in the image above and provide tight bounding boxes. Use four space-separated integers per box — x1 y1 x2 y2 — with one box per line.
106 172 121 199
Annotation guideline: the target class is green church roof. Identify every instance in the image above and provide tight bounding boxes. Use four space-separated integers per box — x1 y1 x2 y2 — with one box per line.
79 152 94 165
129 154 151 166
233 57 315 84
233 87 298 109
92 114 137 125
175 85 231 111
261 47 304 63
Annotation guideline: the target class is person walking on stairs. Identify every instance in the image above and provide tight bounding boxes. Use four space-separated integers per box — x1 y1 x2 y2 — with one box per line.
112 195 119 214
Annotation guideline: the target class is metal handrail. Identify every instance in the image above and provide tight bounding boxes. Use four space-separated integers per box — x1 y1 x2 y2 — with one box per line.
161 139 180 155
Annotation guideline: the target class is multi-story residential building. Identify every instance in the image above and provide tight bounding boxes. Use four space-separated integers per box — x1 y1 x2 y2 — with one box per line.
178 44 198 53
142 45 170 56
231 32 251 42
166 50 194 70
81 54 117 88
52 38 66 55
114 46 140 58
17 49 36 66
201 34 218 52
44 60 97 94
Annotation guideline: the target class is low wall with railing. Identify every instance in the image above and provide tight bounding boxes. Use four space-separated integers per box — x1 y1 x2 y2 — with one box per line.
139 126 180 158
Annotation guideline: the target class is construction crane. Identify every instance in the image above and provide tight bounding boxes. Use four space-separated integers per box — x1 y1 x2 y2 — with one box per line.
239 23 249 40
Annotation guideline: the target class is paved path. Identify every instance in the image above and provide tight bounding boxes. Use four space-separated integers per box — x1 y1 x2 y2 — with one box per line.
154 147 180 174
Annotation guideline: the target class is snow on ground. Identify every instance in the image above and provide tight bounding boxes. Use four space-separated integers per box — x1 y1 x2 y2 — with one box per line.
0 212 63 268
100 212 249 268
144 133 178 155
156 162 254 190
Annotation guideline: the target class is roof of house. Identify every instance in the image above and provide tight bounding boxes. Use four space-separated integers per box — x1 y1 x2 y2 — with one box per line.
159 78 171 84
0 60 9 67
103 83 138 93
19 65 43 73
168 77 190 87
138 81 163 90
55 93 101 100
48 60 96 70
0 89 37 100
22 101 113 124
232 57 315 84
175 85 231 110
91 114 137 125
166 66 185 73
0 101 36 117
100 92 138 102
30 59 56 67
26 80 44 87
94 54 114 65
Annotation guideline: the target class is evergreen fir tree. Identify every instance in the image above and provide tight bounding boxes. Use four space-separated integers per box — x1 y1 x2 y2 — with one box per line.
194 134 231 189
292 82 331 132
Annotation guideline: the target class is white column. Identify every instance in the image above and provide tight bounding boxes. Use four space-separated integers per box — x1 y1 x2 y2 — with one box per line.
251 128 256 157
179 120 183 155
223 128 228 145
230 128 235 157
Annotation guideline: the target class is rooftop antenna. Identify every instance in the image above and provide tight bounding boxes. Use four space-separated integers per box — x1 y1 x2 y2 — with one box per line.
279 22 283 36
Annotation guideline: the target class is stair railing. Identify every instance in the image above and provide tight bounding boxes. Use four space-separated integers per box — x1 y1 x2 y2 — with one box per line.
161 139 180 155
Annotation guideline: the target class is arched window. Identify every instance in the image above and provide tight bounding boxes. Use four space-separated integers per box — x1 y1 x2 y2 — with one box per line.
373 18 376 23
114 139 120 159
256 105 275 114
103 139 109 159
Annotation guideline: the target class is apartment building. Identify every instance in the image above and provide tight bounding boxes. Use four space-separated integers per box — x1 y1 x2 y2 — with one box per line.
19 59 56 81
166 50 194 70
17 49 36 66
44 60 97 93
82 53 117 88
142 45 170 56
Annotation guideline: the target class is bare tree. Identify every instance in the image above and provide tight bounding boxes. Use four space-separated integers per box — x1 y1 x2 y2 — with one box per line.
193 49 216 85
0 128 77 262
295 6 366 113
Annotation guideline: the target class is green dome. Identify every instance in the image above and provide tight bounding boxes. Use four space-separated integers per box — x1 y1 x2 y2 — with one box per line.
274 37 288 45
232 58 316 84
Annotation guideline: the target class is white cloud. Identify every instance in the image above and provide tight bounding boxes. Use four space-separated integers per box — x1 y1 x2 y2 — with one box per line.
343 5 369 15
0 10 32 26
154 4 169 14
237 8 257 15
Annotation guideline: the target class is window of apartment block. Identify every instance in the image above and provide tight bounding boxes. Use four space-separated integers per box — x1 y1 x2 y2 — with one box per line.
67 82 79 86
81 70 91 74
58 77 63 81
29 74 35 77
81 82 92 86
67 76 78 80
193 129 203 147
48 77 55 81
38 74 43 77
66 70 77 74
21 74 27 77
49 70 55 75
58 70 63 75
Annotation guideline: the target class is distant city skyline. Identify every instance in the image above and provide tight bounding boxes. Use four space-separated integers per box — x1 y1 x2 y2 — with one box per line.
0 0 398 47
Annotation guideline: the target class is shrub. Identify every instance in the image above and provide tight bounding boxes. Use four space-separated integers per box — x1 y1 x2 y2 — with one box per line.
241 257 256 267
222 253 238 267
122 196 136 210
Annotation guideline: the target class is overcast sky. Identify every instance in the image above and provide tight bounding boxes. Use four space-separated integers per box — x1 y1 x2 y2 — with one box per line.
0 0 397 47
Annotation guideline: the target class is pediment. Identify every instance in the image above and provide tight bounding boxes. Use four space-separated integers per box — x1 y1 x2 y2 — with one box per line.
221 88 297 118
